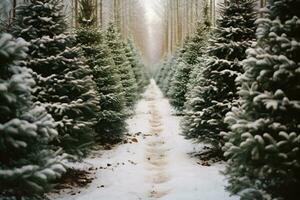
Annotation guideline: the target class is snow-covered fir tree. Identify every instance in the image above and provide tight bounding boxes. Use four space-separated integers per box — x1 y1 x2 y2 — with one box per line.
223 0 300 199
168 24 209 111
155 59 169 89
0 33 66 199
161 63 174 96
167 40 190 109
76 6 127 143
167 59 189 111
125 39 147 94
161 51 180 96
106 23 138 108
182 23 210 66
12 0 100 155
182 58 208 137
182 0 256 154
182 27 213 146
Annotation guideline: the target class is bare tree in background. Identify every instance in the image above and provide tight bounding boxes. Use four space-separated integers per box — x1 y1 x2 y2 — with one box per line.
160 0 207 57
68 0 147 55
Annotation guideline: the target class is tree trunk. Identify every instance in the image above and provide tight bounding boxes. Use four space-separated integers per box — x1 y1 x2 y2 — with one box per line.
99 0 103 27
12 0 17 18
75 0 78 27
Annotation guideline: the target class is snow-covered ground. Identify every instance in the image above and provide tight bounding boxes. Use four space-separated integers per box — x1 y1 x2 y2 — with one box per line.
49 80 237 200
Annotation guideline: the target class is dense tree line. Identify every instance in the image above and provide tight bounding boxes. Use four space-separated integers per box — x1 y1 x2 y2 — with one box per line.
160 0 210 55
68 0 148 64
0 0 147 199
155 0 300 199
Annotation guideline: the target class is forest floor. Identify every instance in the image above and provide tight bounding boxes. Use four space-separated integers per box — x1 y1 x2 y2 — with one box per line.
48 80 237 200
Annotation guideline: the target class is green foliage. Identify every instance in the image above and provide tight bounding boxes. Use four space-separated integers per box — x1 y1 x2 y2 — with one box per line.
155 59 169 89
167 60 190 111
182 0 256 153
223 0 300 199
12 0 100 155
125 39 148 94
182 23 210 66
12 0 67 40
76 26 127 143
168 24 209 111
106 23 138 108
156 50 180 97
0 33 66 199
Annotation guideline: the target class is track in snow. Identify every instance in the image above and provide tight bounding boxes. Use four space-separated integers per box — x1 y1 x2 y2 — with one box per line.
145 83 171 199
50 80 237 200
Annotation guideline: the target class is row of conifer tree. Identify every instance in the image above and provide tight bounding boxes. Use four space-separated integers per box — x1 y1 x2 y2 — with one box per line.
155 0 300 199
0 0 148 199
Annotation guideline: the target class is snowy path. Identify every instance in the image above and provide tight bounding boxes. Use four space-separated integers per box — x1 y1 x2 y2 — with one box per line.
50 80 237 200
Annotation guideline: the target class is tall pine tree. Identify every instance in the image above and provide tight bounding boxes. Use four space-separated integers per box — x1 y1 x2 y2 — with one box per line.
155 59 169 89
223 0 300 199
169 23 209 111
125 39 147 94
12 0 100 155
168 59 190 111
76 2 126 143
106 23 138 108
182 0 256 154
0 33 66 199
161 51 180 96
182 23 210 66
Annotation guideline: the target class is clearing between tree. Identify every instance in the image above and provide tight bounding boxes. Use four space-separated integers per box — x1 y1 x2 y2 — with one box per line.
49 80 236 200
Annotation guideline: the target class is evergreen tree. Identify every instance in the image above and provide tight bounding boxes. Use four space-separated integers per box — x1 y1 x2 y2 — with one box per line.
161 52 180 96
76 5 126 142
168 60 190 110
0 33 66 199
182 23 209 66
223 0 300 199
12 0 100 155
182 57 210 139
169 24 209 111
155 59 169 89
182 0 256 154
155 54 179 97
106 23 138 108
125 39 147 93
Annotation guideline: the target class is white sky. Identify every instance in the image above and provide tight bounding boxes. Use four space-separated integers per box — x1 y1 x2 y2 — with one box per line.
142 0 161 23
140 0 163 66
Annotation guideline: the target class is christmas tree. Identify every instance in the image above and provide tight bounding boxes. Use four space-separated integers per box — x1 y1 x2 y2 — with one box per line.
161 51 180 96
106 23 138 108
223 0 300 199
155 59 169 90
76 5 127 142
168 60 190 111
182 57 211 140
182 0 256 154
156 57 176 97
0 33 66 199
182 23 209 66
169 24 209 111
125 39 147 93
12 0 100 155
